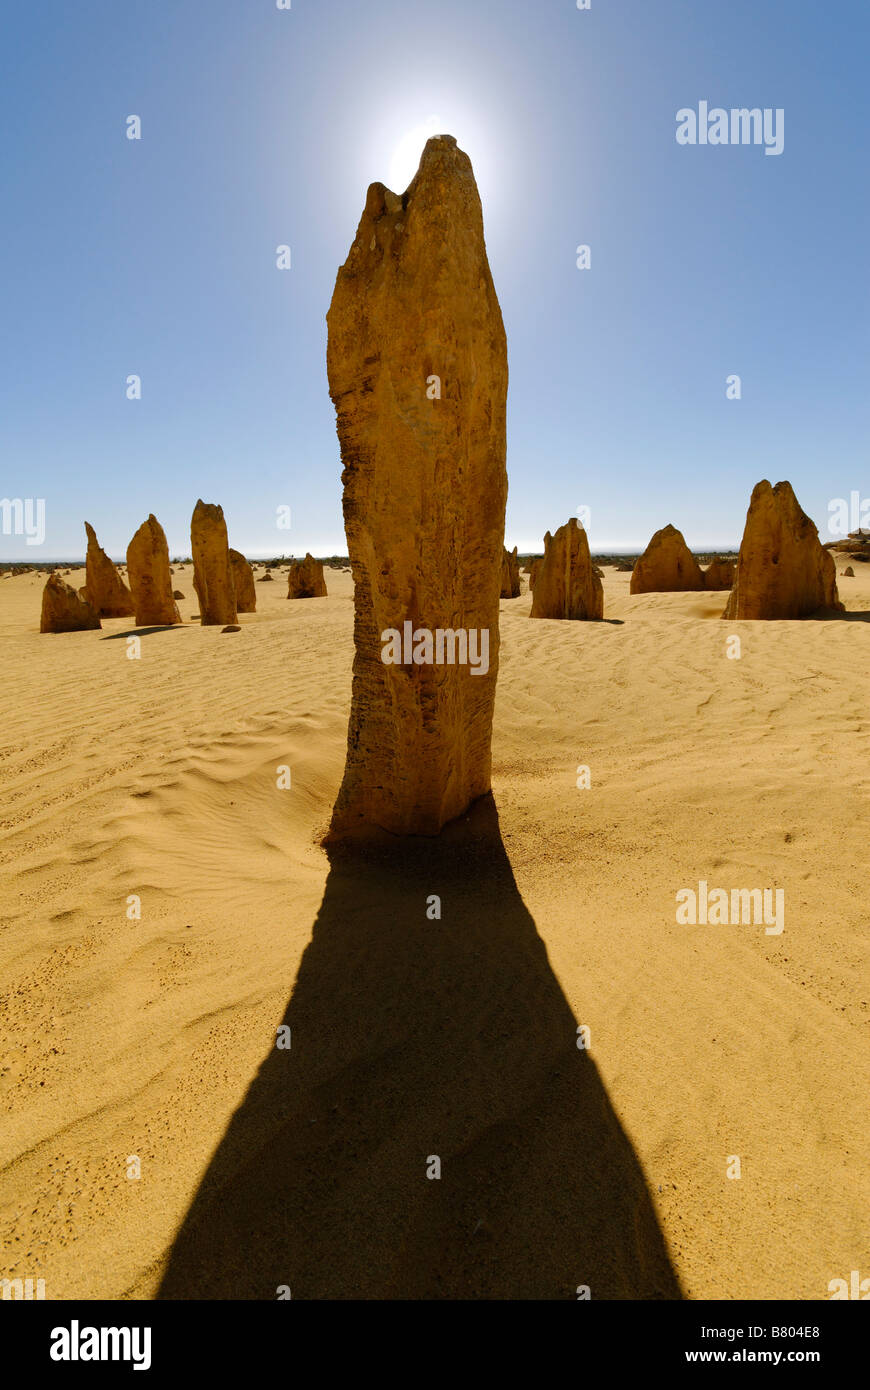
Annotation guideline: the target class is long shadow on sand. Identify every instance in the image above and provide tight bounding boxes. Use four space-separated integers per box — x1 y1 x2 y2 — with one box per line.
100 626 188 640
818 607 870 622
158 796 680 1300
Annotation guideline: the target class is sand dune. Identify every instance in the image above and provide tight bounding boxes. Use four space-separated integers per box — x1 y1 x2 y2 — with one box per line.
1 563 868 1298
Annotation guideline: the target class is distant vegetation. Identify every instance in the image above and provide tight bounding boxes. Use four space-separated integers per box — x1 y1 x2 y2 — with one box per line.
4 550 738 578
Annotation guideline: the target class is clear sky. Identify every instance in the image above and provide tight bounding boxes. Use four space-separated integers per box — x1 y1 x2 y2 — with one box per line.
1 0 867 560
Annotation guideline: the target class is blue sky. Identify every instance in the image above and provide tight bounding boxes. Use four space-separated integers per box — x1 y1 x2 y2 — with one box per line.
1 0 867 559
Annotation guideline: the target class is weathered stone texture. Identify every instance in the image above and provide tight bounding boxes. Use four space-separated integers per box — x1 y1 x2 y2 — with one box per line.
127 515 181 626
83 522 134 617
630 524 704 595
40 573 101 632
724 480 843 619
286 554 328 599
191 500 237 627
530 520 604 620
326 135 508 836
229 549 257 613
500 546 521 598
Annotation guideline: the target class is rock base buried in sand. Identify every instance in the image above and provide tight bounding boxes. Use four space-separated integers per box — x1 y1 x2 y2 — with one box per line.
724 480 844 619
191 500 238 627
127 515 181 626
326 134 508 836
530 519 604 621
83 522 134 617
630 524 704 594
286 554 327 599
229 548 257 612
40 573 101 632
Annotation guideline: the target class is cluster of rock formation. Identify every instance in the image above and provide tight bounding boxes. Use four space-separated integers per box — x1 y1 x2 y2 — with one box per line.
500 546 521 598
630 526 737 594
530 520 603 621
504 488 832 625
40 573 101 633
39 507 262 631
37 131 849 887
724 480 843 620
326 134 507 837
191 500 237 627
286 554 328 599
825 529 870 564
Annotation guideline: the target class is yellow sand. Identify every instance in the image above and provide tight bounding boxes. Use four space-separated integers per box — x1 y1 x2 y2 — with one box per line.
1 560 867 1299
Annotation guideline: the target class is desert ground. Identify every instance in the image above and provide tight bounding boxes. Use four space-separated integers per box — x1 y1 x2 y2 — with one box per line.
1 559 868 1299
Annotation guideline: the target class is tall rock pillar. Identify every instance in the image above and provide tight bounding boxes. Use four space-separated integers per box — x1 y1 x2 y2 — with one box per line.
327 135 508 836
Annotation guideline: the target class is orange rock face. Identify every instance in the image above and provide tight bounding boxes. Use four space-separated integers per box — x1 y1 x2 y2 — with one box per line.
630 524 704 594
500 546 521 598
703 556 736 591
326 134 508 837
286 554 327 599
724 480 844 620
530 520 604 621
229 549 256 613
83 522 134 617
40 572 101 633
528 558 542 591
126 515 181 626
191 500 237 627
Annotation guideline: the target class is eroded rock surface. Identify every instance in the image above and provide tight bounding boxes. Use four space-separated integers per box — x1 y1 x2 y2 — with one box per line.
83 522 134 617
191 500 237 627
630 524 704 594
229 549 257 613
500 546 521 598
326 135 508 836
40 573 101 633
530 520 603 621
127 515 181 626
703 557 736 591
286 554 327 599
724 480 843 619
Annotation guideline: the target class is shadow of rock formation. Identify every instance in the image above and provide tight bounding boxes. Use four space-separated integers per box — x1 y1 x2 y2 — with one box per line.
158 796 680 1300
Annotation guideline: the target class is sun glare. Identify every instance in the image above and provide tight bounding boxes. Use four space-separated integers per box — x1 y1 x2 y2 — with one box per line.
388 115 443 192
